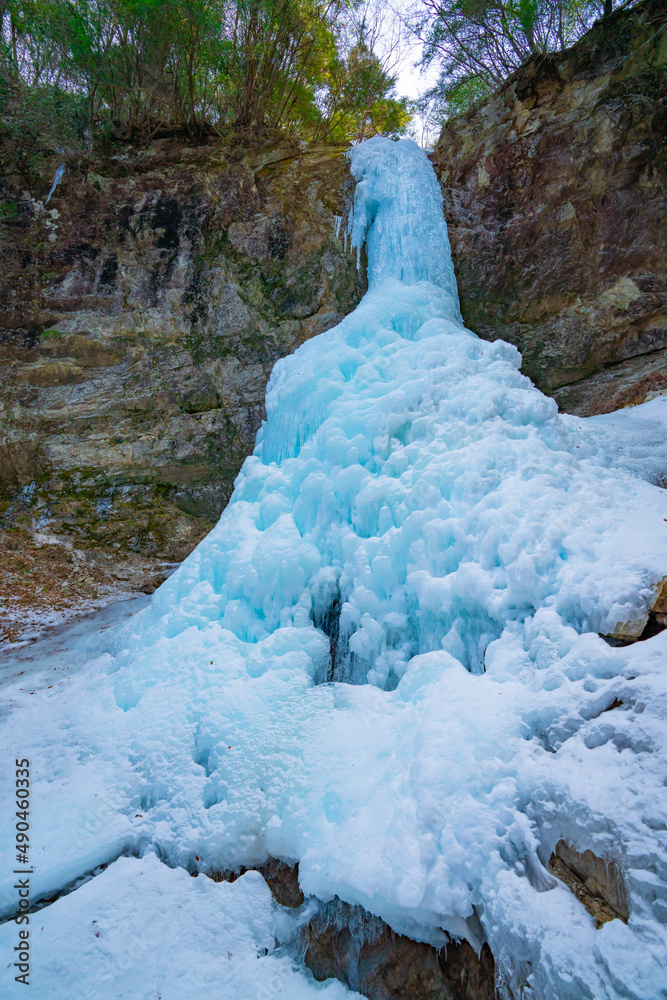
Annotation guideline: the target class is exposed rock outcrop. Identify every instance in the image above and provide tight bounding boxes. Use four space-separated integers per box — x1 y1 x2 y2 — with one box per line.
549 840 629 926
604 574 667 643
432 0 667 415
209 858 305 909
0 137 364 637
208 861 497 1000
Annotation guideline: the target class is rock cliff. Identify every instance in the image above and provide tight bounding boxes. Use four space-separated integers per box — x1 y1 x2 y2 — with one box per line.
432 0 667 415
0 138 365 638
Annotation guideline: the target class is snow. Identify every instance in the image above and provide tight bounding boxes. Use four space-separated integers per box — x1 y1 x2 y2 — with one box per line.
1 136 667 999
0 852 358 999
0 596 149 685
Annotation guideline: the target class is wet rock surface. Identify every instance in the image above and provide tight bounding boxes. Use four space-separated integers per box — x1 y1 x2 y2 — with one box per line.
0 137 365 636
432 0 667 414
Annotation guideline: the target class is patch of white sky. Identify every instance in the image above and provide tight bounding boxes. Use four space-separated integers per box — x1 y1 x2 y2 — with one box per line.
364 0 442 146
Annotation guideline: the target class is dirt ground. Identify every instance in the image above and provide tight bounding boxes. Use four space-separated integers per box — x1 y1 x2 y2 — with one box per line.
0 529 175 646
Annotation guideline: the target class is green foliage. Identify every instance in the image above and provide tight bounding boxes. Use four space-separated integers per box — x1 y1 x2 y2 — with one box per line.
316 41 412 141
0 0 410 158
416 0 624 123
0 83 88 171
0 198 19 217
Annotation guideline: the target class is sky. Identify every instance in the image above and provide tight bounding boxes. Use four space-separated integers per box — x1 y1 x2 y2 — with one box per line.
372 0 442 145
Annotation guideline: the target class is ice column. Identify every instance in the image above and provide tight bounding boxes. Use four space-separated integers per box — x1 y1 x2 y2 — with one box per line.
347 137 461 321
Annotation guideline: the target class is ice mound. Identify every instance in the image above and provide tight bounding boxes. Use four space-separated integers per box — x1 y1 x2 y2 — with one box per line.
1 137 667 1000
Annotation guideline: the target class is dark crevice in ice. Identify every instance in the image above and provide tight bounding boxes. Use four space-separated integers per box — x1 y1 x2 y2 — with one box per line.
311 591 367 686
313 591 342 683
637 612 667 641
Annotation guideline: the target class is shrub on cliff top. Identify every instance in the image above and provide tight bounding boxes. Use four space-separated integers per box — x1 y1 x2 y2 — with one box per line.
412 0 640 122
0 0 411 154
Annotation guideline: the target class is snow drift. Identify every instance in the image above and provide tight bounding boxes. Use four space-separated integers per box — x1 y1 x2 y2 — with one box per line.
1 137 667 1000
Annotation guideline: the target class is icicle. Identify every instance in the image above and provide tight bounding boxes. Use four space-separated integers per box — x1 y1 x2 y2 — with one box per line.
45 163 66 206
347 137 462 321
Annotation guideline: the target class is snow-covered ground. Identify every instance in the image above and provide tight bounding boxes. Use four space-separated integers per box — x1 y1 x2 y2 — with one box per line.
1 137 666 999
0 596 149 690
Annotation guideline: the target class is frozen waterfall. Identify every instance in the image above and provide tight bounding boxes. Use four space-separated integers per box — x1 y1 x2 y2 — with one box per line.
1 137 667 1000
44 163 66 206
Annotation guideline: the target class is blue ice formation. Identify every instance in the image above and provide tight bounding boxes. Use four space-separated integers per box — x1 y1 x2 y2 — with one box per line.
1 137 667 1000
45 163 66 206
347 137 461 309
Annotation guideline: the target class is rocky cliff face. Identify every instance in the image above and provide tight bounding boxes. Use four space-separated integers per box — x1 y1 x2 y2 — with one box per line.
432 0 667 415
0 138 364 638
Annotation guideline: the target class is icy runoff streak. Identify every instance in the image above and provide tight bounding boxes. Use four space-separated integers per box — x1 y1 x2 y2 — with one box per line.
2 137 667 1000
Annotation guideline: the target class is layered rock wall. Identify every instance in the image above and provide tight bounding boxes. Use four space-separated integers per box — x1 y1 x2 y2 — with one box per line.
0 138 364 632
432 0 667 415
